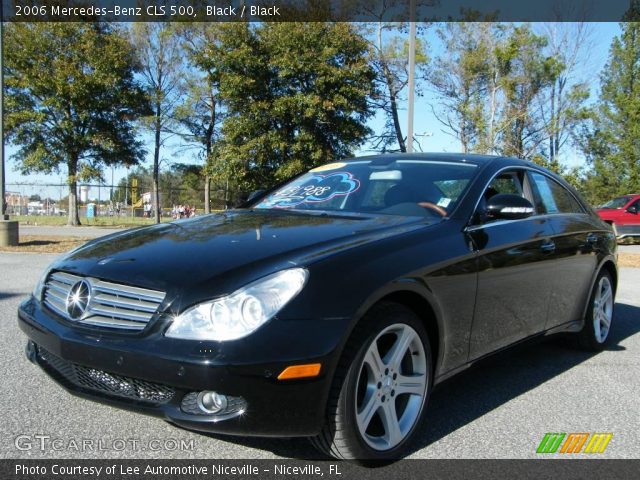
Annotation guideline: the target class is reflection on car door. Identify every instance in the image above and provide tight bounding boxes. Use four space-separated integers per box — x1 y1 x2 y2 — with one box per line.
527 171 600 331
466 170 556 360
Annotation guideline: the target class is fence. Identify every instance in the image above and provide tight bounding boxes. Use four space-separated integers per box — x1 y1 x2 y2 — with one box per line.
4 182 246 220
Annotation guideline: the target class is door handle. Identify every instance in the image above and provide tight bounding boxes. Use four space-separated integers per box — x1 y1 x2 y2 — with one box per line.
540 240 556 253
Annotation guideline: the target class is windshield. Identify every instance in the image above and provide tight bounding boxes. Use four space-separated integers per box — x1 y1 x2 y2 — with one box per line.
252 159 479 218
600 196 632 209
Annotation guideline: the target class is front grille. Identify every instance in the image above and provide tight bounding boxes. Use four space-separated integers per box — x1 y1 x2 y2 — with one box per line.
36 345 175 405
43 271 166 331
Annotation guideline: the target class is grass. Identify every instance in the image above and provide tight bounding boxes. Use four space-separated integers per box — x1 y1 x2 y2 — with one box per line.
11 215 170 227
0 235 90 254
619 253 640 268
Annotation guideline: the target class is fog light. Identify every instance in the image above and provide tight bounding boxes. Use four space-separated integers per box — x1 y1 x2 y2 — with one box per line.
196 391 228 414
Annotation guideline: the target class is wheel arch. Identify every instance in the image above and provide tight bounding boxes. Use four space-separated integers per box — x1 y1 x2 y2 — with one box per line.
600 259 618 293
340 281 445 379
579 256 618 325
378 290 441 375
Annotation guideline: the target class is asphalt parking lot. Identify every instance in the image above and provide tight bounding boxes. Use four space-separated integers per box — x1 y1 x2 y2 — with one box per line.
1 251 639 459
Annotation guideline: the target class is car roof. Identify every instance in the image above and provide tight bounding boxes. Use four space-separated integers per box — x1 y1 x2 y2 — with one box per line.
344 152 532 167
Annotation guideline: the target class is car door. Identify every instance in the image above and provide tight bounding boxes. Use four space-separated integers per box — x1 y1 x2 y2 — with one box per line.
527 171 601 331
619 197 640 235
467 169 556 360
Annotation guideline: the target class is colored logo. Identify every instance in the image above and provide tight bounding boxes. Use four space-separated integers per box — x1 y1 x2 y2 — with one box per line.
258 172 360 209
537 432 612 454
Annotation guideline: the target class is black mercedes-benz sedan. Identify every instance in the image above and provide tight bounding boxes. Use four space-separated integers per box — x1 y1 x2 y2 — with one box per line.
18 153 617 460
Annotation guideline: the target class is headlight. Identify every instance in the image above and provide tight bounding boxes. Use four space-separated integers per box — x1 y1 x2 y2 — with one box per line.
33 267 53 301
165 268 308 341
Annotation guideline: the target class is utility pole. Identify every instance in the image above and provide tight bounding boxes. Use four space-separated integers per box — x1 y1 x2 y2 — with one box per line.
0 7 6 219
406 0 417 153
0 9 19 245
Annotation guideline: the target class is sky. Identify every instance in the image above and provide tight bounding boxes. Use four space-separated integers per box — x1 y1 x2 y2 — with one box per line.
4 22 622 201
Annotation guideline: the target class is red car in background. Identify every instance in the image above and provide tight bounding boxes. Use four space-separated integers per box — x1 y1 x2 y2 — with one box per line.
596 194 640 239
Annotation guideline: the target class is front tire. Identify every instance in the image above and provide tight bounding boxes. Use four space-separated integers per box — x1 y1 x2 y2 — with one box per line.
577 271 615 351
312 302 432 460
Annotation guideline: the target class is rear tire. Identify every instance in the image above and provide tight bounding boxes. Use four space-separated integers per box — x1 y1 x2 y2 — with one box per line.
577 270 615 351
311 302 432 460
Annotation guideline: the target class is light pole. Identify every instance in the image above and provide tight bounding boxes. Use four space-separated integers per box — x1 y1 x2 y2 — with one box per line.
0 7 19 245
406 0 417 153
1 6 6 219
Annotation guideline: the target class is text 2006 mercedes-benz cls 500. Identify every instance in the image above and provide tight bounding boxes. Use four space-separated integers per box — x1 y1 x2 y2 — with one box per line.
18 153 617 460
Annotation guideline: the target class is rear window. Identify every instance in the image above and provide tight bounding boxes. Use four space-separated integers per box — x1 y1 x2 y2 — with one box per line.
529 172 584 214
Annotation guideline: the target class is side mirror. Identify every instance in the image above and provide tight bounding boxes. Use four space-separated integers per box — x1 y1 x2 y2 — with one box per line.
627 205 638 214
485 194 535 220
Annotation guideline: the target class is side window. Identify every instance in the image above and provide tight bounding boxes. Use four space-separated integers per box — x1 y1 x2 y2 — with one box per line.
486 173 523 197
529 172 583 214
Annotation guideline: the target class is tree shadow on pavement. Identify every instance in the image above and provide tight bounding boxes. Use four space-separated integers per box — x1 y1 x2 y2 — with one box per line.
0 292 26 301
189 302 640 460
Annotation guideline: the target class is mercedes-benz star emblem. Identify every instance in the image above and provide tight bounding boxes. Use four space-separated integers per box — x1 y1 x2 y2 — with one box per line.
65 280 91 320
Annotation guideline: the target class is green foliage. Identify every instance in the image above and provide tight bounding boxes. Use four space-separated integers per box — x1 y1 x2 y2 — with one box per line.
174 23 227 211
495 25 558 158
577 22 640 203
5 22 148 225
428 22 497 153
214 22 376 192
430 23 589 166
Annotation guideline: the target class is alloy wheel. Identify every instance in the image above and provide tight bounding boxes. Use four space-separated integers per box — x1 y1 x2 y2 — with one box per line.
593 276 614 343
355 323 428 451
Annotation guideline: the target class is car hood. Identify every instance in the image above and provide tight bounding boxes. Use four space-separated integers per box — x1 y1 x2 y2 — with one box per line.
50 210 426 293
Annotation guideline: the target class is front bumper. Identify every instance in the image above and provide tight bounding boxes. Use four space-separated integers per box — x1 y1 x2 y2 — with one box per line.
615 224 640 238
18 297 347 437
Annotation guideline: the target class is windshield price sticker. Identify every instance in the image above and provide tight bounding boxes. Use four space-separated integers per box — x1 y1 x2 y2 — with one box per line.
257 172 361 209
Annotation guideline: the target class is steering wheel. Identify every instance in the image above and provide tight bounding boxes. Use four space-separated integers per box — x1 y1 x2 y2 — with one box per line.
418 201 448 217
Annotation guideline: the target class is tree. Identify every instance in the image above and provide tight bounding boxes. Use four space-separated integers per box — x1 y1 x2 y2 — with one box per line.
427 22 499 153
496 25 559 158
578 20 640 203
352 0 433 152
131 23 185 223
429 24 557 158
537 23 592 169
4 23 147 225
367 23 428 152
216 22 376 192
175 24 226 213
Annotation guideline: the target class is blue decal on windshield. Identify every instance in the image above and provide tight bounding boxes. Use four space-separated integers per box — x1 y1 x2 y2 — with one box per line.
259 172 361 209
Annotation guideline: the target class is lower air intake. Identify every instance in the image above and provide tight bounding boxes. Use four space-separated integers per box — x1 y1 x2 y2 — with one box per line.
36 345 175 405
